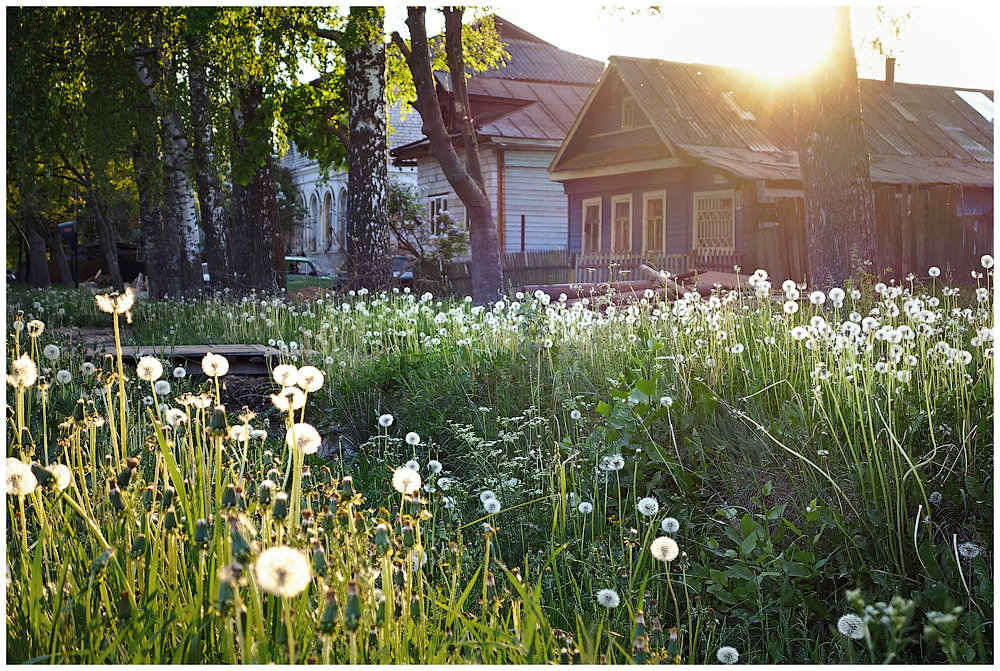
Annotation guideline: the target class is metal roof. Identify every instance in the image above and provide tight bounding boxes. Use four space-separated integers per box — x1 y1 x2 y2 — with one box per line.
391 17 602 156
596 56 993 187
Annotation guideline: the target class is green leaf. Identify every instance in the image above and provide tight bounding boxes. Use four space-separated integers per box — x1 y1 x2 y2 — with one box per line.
709 569 729 588
917 540 944 581
739 532 758 558
784 562 812 578
595 400 611 417
729 563 756 583
634 377 657 398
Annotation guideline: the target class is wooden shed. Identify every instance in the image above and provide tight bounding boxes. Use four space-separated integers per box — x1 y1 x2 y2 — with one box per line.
549 56 993 282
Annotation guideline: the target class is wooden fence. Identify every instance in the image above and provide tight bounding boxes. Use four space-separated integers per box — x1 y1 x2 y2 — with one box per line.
437 248 742 295
754 185 993 283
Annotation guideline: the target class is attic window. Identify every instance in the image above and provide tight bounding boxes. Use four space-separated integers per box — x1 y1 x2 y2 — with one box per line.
955 90 994 122
621 97 635 129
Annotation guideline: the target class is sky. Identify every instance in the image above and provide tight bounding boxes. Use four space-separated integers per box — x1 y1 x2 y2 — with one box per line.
384 4 995 91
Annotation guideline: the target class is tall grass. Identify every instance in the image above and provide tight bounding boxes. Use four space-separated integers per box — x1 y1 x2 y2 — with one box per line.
5 263 993 664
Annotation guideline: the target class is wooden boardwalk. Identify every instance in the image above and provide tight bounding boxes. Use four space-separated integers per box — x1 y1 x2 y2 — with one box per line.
86 344 279 376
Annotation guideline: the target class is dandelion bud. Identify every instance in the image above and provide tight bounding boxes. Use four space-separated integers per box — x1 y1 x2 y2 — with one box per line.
374 524 392 557
117 590 133 621
215 579 235 615
102 354 114 376
161 486 175 509
163 507 179 531
73 399 85 423
318 589 339 635
311 542 327 578
408 496 422 518
141 485 155 509
257 480 275 505
344 581 362 632
633 610 647 641
30 463 54 487
109 484 125 512
266 468 281 484
402 524 415 548
560 648 570 665
485 571 497 604
393 563 405 588
272 492 289 520
649 617 663 649
194 518 211 549
221 484 238 510
208 406 228 438
340 476 355 498
599 654 607 665
409 594 421 621
633 636 647 665
130 534 147 558
89 547 115 580
116 457 139 489
321 509 335 533
376 595 386 625
301 508 314 533
368 625 378 648
228 515 253 564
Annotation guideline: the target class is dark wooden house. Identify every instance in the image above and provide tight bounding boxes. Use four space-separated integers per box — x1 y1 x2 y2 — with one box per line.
549 56 993 281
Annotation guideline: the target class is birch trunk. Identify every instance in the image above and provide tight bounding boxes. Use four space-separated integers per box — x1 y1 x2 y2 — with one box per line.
134 53 202 295
344 7 391 289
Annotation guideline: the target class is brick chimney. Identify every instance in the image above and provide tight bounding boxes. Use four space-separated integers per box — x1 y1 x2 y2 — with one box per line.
885 56 896 85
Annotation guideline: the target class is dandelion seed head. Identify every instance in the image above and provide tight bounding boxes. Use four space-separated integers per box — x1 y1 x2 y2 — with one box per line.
637 496 659 517
49 464 72 491
650 535 679 562
484 498 501 514
392 467 421 494
405 432 421 446
578 501 593 514
7 354 38 388
56 369 72 384
837 613 866 639
172 366 186 379
404 459 420 472
570 409 582 420
426 459 442 474
480 490 497 504
958 542 981 559
285 423 321 455
201 352 229 377
596 588 620 608
5 458 37 496
295 365 324 392
378 413 394 428
661 517 680 533
136 356 163 382
254 546 311 598
716 646 740 664
43 344 60 361
153 380 171 395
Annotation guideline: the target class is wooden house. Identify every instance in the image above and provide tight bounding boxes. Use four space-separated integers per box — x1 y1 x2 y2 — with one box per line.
549 56 994 282
390 16 604 255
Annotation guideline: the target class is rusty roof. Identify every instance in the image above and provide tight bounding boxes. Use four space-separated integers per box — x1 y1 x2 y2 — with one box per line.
586 56 993 187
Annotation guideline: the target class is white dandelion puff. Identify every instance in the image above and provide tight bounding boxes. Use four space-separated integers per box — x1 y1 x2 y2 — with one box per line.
136 356 163 382
426 459 442 474
578 502 593 515
42 344 60 361
405 432 421 446
837 613 866 640
285 423 321 455
49 464 72 491
201 352 229 377
7 354 38 388
56 370 72 384
254 546 312 598
596 588 620 608
716 646 740 664
391 467 421 494
650 536 679 562
958 542 981 559
637 496 659 517
378 413 394 428
479 490 497 504
4 458 37 496
295 365 324 392
153 380 171 395
404 459 420 472
661 517 680 533
484 498 501 514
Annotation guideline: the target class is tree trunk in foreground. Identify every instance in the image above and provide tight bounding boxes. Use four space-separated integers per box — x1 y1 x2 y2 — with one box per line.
794 7 878 287
344 7 391 289
395 6 504 303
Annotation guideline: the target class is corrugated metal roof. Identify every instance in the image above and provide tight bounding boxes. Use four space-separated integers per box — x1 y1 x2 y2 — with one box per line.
607 56 993 186
392 17 601 153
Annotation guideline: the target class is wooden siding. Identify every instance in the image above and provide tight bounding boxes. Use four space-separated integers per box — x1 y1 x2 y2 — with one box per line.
502 149 568 251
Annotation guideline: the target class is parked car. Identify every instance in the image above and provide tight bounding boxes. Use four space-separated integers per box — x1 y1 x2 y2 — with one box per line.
201 256 337 292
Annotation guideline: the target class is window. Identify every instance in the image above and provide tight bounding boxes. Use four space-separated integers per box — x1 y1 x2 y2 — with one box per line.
429 194 449 234
611 195 632 253
621 96 635 129
643 191 666 254
324 193 334 251
692 190 736 253
582 197 602 253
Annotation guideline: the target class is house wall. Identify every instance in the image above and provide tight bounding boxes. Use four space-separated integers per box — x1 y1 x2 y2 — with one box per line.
416 146 568 256
503 148 568 252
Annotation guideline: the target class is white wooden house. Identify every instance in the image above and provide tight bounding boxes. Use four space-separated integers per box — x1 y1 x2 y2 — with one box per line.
279 104 422 273
389 17 603 255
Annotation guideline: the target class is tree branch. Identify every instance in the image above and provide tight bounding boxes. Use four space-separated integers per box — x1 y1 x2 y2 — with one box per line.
294 20 344 45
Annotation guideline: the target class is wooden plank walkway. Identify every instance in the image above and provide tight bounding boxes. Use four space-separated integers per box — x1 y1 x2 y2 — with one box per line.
85 344 280 376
